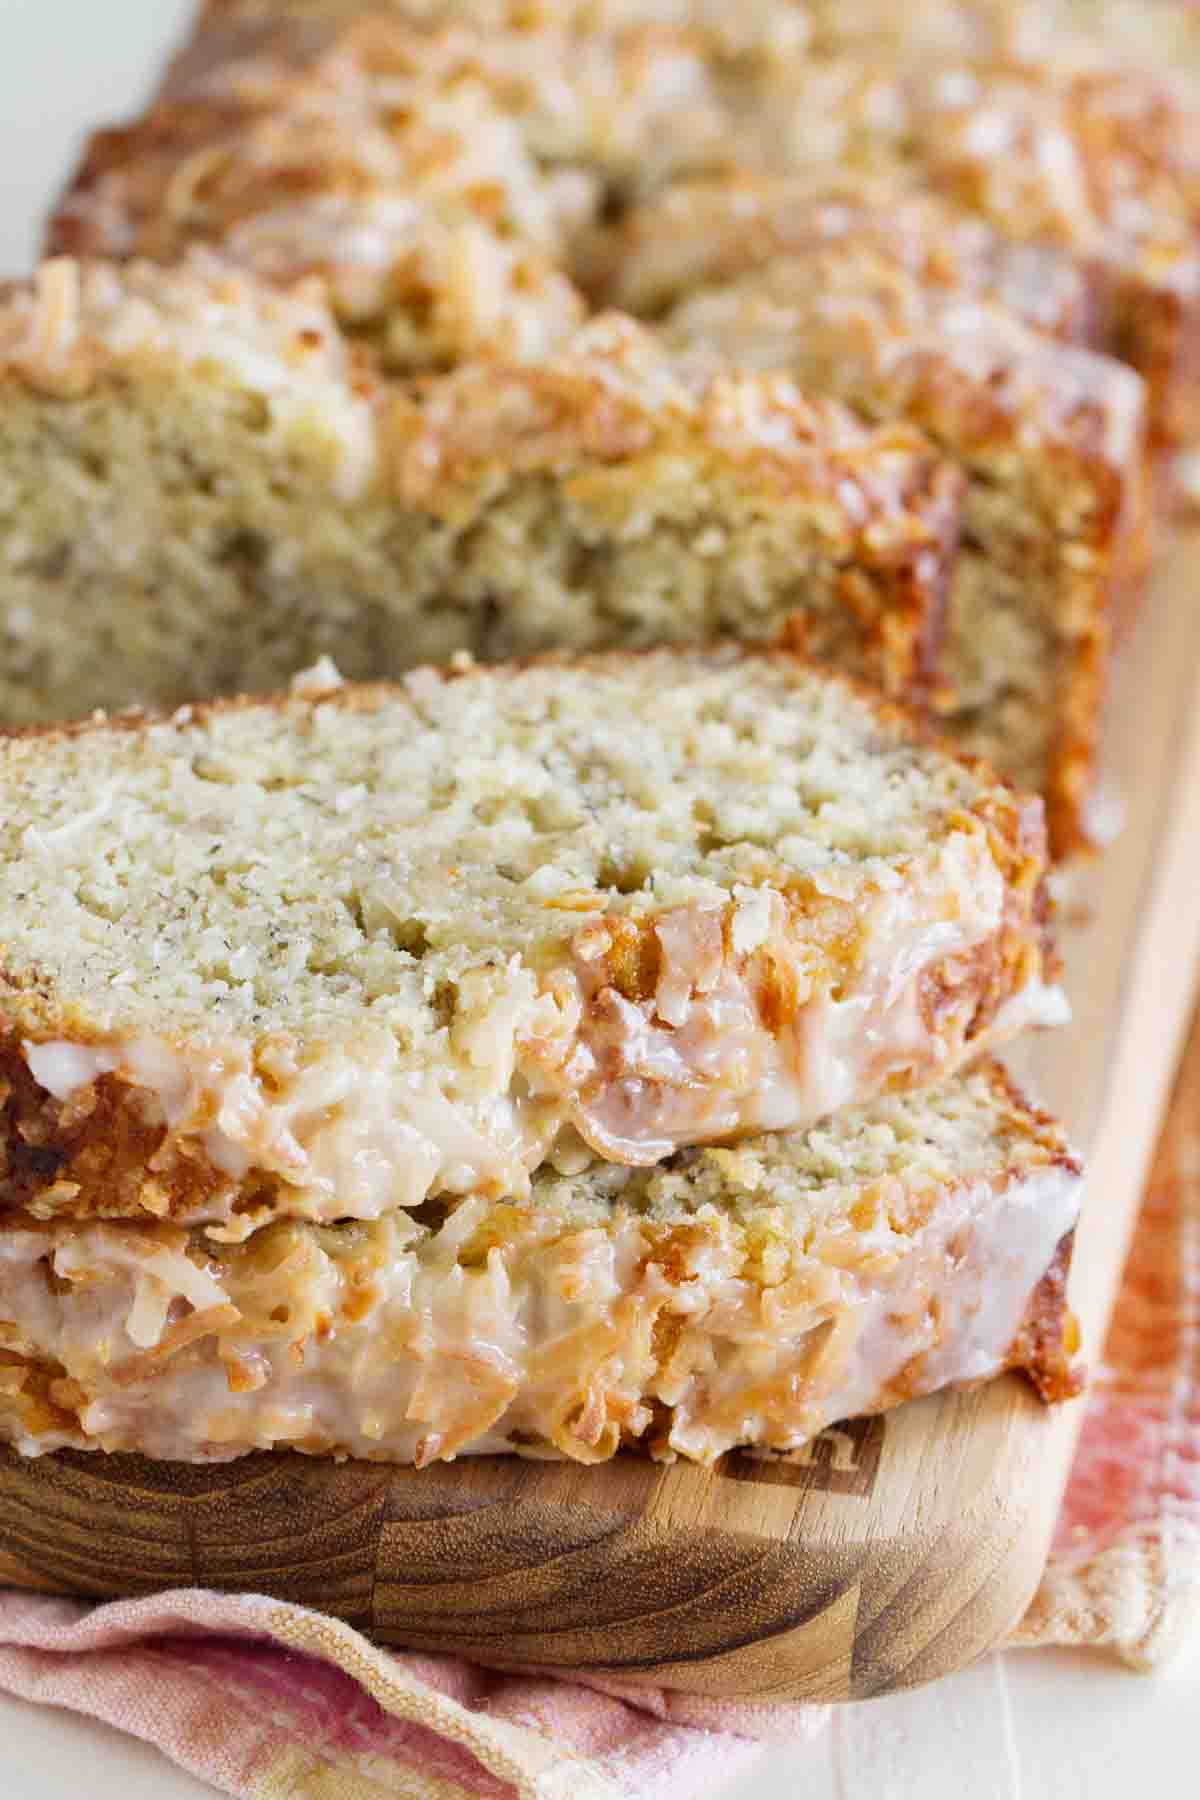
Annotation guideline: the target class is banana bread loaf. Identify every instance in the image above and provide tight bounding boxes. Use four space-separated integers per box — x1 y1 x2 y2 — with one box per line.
47 2 1200 438
0 259 961 724
25 0 1187 849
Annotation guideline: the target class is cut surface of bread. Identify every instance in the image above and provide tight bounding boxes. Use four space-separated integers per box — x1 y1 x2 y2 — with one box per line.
657 239 1147 854
0 1064 1081 1467
0 649 1059 1234
19 0 1191 865
0 261 961 725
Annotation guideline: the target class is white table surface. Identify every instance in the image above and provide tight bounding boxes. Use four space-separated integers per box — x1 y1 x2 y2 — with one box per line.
0 4 1197 1794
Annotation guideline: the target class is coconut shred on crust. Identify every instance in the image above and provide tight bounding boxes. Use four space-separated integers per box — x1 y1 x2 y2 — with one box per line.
0 1065 1083 1468
12 840 1060 1235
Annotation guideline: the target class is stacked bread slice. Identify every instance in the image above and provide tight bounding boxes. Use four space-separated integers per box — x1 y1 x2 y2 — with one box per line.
14 0 1200 1469
0 1071 1080 1466
4 0 1178 1468
0 7 1189 852
0 650 1079 1465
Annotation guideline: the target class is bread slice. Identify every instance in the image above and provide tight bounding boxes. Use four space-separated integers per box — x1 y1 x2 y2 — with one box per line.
0 648 1060 1236
599 170 1104 350
910 52 1200 447
657 238 1146 855
46 35 595 374
44 5 742 244
0 260 961 726
51 1 1200 441
48 10 602 263
0 1063 1081 1467
736 47 1200 447
42 8 611 287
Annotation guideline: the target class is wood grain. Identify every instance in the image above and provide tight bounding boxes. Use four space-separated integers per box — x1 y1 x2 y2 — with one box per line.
2 538 1200 1702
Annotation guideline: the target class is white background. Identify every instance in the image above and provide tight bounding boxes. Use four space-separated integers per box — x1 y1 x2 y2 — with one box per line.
0 2 1197 1793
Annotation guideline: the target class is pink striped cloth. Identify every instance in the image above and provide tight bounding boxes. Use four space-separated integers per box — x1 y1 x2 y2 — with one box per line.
0 1061 1196 1799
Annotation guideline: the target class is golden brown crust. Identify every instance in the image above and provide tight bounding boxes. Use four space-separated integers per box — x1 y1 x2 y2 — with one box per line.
601 171 1108 347
1003 1229 1084 1404
45 11 592 265
0 1050 258 1227
30 0 1178 856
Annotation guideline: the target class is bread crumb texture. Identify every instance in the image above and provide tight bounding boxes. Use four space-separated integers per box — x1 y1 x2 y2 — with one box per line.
0 650 1054 1229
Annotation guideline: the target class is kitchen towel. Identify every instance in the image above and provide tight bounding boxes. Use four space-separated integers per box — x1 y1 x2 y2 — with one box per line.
1010 1000 1200 1669
0 1016 1196 1800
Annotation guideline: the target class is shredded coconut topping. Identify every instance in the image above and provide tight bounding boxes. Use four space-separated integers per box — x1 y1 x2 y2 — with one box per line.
0 1070 1081 1466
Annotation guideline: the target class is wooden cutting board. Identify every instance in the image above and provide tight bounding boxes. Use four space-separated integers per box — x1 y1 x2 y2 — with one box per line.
2 540 1200 1703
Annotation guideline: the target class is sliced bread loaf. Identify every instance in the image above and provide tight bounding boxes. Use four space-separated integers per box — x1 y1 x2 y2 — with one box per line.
736 48 1200 446
46 31 595 374
0 648 1059 1235
0 262 961 726
51 2 1200 440
657 238 1147 854
0 1063 1080 1467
